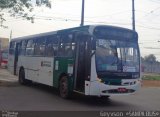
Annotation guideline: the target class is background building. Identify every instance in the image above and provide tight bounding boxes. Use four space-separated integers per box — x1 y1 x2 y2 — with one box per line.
0 37 9 67
0 37 9 50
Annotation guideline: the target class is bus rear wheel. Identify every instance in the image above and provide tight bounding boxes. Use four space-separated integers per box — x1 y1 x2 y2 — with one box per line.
19 68 27 85
59 76 70 98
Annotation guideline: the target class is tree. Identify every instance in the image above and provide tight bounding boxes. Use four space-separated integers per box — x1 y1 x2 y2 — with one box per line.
144 54 156 64
0 0 52 28
141 54 160 73
141 56 145 63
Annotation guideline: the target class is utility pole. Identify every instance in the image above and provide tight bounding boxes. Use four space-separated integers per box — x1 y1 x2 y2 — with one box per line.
9 30 12 42
132 0 135 31
80 0 85 27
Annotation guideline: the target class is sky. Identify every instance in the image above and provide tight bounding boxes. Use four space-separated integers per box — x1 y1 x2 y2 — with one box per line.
0 0 160 60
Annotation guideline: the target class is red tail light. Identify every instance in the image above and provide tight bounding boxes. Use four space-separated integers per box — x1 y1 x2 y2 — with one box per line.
1 60 8 64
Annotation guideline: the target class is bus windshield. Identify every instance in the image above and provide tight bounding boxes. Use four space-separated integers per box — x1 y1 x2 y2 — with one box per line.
96 39 140 73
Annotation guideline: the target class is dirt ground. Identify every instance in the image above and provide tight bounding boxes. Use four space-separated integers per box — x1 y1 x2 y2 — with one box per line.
143 80 160 87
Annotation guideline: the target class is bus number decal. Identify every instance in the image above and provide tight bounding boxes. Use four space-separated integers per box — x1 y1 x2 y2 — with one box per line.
123 66 136 72
41 61 51 67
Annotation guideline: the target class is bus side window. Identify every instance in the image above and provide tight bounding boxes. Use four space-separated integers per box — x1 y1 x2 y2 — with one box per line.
59 34 74 57
65 44 74 57
52 44 58 56
34 38 46 56
46 44 54 57
45 36 58 57
9 41 15 55
26 39 35 56
34 42 41 55
39 38 46 56
20 40 27 55
58 43 64 56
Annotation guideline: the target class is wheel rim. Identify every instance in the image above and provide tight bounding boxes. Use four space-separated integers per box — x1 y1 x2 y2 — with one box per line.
60 77 68 98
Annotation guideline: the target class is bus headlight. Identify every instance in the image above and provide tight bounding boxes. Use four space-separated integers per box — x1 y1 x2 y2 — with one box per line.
97 77 102 82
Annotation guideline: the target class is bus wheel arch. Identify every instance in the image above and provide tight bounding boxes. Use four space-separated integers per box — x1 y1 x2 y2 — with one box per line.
19 67 26 85
58 73 71 98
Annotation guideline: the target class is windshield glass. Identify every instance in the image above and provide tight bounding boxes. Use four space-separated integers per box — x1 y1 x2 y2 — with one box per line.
96 39 140 73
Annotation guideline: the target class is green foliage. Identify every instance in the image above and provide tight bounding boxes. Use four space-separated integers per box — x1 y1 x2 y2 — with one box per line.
0 0 31 9
142 74 160 80
0 0 52 27
36 0 51 8
0 13 8 28
144 54 156 63
141 54 158 64
0 0 51 9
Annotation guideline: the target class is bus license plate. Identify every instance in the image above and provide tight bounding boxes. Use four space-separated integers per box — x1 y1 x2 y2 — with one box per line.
117 88 127 93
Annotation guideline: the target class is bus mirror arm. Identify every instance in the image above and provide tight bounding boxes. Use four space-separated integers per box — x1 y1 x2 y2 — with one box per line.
91 37 96 50
91 50 95 57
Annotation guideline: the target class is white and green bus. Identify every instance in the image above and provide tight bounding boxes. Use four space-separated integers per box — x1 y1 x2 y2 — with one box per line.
8 25 141 98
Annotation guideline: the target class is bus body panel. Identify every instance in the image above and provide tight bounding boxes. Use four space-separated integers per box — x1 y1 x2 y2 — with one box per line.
18 56 54 86
38 57 54 86
19 56 39 81
53 57 74 89
90 54 97 82
85 54 98 95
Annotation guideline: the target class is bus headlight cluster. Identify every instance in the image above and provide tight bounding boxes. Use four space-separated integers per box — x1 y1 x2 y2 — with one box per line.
97 77 102 82
130 81 136 85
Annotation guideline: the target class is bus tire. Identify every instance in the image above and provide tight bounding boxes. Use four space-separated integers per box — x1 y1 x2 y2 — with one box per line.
19 68 27 85
59 76 70 99
100 96 110 100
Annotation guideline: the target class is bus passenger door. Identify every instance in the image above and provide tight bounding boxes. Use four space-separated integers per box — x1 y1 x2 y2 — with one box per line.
14 42 20 75
74 34 91 91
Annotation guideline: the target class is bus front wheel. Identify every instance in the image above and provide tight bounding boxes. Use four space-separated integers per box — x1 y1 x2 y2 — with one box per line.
59 76 70 98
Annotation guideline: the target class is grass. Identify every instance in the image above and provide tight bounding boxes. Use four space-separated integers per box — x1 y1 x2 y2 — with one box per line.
142 74 160 80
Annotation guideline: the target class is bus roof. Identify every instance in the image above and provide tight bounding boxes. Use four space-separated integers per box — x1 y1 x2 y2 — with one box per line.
11 31 58 42
11 25 137 42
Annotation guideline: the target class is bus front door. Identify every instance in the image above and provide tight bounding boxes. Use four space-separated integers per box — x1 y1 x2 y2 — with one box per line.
75 34 91 92
14 43 20 75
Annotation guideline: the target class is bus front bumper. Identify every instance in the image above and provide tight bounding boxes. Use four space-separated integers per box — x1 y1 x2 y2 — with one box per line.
85 79 141 96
